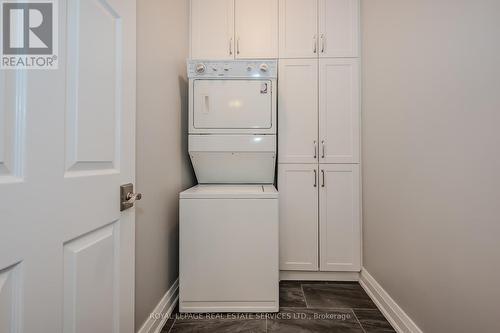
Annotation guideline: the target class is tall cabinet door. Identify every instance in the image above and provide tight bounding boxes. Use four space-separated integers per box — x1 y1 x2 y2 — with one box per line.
279 0 319 58
235 0 278 58
319 58 360 163
278 59 319 164
190 0 234 59
278 164 319 271
319 164 360 272
319 0 359 57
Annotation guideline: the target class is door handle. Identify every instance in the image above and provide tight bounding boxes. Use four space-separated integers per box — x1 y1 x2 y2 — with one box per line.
236 37 240 55
313 169 317 187
120 183 143 211
313 35 317 54
229 37 233 55
260 83 268 94
320 34 325 53
126 192 142 203
203 96 210 113
321 170 325 188
321 140 325 159
313 141 317 159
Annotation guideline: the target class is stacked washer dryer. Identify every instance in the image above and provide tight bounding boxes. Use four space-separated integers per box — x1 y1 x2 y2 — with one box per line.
179 60 279 313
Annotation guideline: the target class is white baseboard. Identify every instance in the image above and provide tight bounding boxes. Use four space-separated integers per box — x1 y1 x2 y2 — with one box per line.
280 270 359 281
359 269 422 333
137 278 178 333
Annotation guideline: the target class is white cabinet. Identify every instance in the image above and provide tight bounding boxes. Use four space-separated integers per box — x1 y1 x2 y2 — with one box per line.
278 164 319 271
279 0 318 58
235 0 278 59
190 0 234 60
278 58 360 164
319 58 360 163
319 0 360 57
190 0 359 59
278 59 318 164
278 164 360 272
277 58 361 272
279 0 359 58
277 6 361 272
319 164 360 271
190 0 278 60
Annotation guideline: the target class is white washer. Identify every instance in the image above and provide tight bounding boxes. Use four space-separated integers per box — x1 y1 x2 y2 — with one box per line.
179 185 279 313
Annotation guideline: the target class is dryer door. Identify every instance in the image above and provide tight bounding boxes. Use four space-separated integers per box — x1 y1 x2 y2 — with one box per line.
193 79 272 129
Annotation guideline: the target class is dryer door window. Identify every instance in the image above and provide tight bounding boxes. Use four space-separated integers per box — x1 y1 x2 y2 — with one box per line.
193 80 272 129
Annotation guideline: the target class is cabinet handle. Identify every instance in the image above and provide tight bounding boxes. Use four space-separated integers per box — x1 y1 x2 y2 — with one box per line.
313 35 317 54
321 170 325 188
313 169 317 187
313 141 317 159
320 34 325 53
229 37 233 55
236 37 240 55
321 140 325 159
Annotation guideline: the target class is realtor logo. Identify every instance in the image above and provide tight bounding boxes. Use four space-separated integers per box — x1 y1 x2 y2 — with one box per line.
1 0 58 69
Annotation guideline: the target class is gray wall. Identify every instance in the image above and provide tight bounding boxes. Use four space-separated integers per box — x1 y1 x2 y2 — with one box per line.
361 1 500 332
136 0 195 330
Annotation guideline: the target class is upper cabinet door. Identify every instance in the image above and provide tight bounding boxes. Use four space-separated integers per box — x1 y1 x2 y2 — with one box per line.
279 0 318 58
278 164 319 271
319 0 359 57
319 164 360 272
319 58 359 163
190 0 234 59
278 59 318 164
235 0 278 59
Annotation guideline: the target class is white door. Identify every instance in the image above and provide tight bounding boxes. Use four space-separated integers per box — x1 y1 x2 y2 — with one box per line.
279 0 319 58
278 164 319 271
278 59 318 164
319 164 360 272
190 0 234 59
319 0 359 57
235 0 278 59
0 0 136 332
193 79 273 129
319 58 360 163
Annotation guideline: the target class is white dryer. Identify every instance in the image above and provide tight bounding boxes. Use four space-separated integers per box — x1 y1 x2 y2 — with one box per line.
187 60 277 184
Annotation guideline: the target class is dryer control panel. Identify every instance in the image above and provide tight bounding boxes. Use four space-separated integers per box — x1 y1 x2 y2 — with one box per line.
188 60 277 79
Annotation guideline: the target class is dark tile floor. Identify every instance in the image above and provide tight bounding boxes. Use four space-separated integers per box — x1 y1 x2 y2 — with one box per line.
161 281 396 333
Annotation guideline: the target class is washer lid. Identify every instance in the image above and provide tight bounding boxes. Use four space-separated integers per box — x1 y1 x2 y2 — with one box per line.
179 185 278 199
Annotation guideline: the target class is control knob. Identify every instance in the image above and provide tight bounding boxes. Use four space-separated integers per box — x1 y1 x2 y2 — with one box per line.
195 63 206 74
259 63 269 72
